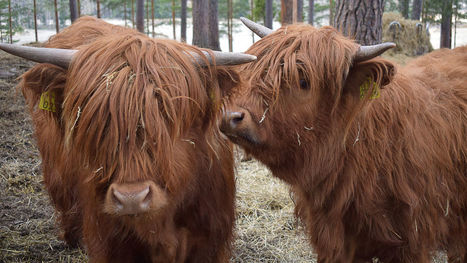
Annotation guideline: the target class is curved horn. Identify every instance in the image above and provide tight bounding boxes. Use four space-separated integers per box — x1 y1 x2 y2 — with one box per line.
388 21 401 31
240 17 273 38
354 42 396 62
189 50 257 66
0 43 76 68
415 23 423 35
0 43 256 69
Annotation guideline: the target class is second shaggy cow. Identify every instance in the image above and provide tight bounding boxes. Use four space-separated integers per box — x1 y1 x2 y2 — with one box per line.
221 18 467 263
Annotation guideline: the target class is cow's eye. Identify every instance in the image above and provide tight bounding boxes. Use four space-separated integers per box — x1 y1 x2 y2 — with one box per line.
299 79 309 90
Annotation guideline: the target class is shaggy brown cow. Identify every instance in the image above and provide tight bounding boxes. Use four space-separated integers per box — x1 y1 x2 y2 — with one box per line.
0 17 256 262
221 18 467 263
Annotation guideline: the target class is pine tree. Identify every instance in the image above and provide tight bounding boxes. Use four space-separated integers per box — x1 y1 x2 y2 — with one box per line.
412 0 423 20
334 0 384 45
308 0 314 25
440 0 453 48
399 0 409 19
0 0 25 42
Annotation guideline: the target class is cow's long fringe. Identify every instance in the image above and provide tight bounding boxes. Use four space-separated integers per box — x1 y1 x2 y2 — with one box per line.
55 23 227 195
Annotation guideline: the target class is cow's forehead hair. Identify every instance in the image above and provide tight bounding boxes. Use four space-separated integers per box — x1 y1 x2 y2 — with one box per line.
61 34 222 190
241 24 358 107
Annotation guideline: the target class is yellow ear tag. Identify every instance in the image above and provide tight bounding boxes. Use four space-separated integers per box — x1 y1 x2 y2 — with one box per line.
359 78 380 99
39 90 57 112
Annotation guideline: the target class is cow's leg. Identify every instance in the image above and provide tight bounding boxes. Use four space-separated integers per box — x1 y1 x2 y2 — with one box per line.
59 205 82 247
385 249 431 263
85 225 151 263
446 231 467 263
44 170 82 247
175 228 189 263
447 251 466 263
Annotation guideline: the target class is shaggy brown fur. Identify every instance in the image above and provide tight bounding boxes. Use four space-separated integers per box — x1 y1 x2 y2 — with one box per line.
222 24 467 262
20 17 240 262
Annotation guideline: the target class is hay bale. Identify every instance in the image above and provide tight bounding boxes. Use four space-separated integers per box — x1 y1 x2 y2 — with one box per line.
383 12 433 57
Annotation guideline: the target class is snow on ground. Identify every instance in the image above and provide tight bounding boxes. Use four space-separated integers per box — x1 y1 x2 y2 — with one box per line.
12 19 467 52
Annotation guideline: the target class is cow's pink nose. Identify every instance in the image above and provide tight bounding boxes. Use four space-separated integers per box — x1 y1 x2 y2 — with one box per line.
221 111 245 132
104 181 167 216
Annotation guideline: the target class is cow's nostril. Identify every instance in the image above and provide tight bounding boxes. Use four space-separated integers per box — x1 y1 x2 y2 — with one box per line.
230 112 245 125
104 181 168 216
106 183 152 215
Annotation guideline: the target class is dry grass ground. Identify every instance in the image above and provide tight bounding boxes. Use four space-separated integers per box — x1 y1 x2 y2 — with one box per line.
0 52 447 263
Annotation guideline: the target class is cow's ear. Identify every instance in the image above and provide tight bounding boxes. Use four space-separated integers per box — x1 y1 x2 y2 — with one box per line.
215 67 242 98
343 58 395 99
20 64 66 122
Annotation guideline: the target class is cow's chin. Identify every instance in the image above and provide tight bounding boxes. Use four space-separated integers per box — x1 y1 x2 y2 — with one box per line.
223 129 263 150
225 131 257 146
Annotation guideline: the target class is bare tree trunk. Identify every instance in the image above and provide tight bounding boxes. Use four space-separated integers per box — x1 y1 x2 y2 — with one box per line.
334 0 384 45
131 0 135 28
54 0 59 33
192 0 209 48
329 0 334 26
292 0 297 23
399 0 409 19
208 0 220 50
282 0 304 24
265 0 273 28
228 0 233 51
136 0 144 33
96 0 100 18
146 0 149 34
411 0 423 21
33 0 38 42
124 0 127 27
8 0 12 43
440 0 452 49
151 0 155 37
77 0 81 16
308 0 314 25
297 0 303 22
181 0 187 42
281 0 286 24
454 3 457 48
70 0 79 22
251 0 255 42
172 0 176 39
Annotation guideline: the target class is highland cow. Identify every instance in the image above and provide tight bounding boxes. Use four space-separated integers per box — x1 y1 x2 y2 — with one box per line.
221 18 467 263
0 17 256 262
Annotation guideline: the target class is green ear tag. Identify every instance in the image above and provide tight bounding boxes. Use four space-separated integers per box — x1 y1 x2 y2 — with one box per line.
39 90 57 112
359 78 380 99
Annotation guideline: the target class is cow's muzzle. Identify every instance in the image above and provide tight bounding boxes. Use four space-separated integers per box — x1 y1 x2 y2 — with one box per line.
221 111 245 132
104 180 167 216
220 108 262 146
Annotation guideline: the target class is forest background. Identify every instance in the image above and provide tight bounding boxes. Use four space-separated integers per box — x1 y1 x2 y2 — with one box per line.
1 0 466 51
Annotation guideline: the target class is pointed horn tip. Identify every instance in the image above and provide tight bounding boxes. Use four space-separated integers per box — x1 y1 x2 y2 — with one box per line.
240 17 249 23
239 16 273 38
212 52 257 65
240 54 257 62
386 42 397 48
191 51 256 66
